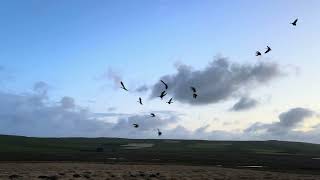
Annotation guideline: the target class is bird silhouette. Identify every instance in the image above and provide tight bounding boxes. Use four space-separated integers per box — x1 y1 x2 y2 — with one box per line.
159 91 167 99
190 86 197 93
167 98 173 104
265 46 272 54
157 129 162 136
291 18 298 26
133 124 139 128
150 113 156 117
193 93 198 99
160 80 168 89
256 51 262 56
120 81 128 91
138 97 143 105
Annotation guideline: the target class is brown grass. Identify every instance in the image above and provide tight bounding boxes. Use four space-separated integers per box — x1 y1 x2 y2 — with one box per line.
0 162 319 180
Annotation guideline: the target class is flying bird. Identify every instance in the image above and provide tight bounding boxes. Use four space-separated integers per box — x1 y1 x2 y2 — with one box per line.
157 129 162 136
150 113 156 117
291 18 298 26
190 86 197 93
167 98 173 104
193 93 198 99
133 124 139 128
256 51 262 56
138 97 143 105
160 80 168 89
120 81 128 91
159 91 167 99
265 46 272 54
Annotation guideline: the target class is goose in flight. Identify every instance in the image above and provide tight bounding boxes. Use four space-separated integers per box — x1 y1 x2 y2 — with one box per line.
167 98 173 104
265 46 272 54
120 81 128 91
157 129 162 136
150 113 156 117
291 18 298 26
159 91 167 99
256 51 262 56
190 86 197 93
133 124 139 128
160 80 168 89
138 97 143 105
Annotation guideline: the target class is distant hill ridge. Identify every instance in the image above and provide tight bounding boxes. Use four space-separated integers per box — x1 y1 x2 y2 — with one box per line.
1 134 320 174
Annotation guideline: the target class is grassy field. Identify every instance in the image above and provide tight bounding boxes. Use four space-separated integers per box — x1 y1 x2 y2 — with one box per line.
1 135 320 174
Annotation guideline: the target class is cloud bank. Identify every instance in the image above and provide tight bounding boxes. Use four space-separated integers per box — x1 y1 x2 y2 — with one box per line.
245 108 314 136
150 57 281 105
1 84 320 143
0 83 179 138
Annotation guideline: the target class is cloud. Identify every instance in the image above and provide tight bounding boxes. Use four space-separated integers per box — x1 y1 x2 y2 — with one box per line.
107 107 117 112
113 114 178 131
230 97 258 111
60 96 75 109
1 80 320 143
135 85 149 93
245 107 314 136
33 81 49 96
0 84 180 137
150 57 282 105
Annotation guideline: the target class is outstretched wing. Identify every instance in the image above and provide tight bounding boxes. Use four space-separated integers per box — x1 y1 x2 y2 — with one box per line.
160 91 167 96
160 80 168 89
265 46 271 53
120 81 128 91
139 97 143 104
190 86 196 93
293 19 298 24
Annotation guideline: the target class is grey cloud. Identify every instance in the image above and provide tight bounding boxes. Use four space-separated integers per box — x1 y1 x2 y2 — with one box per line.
150 57 281 105
135 85 149 93
0 91 112 137
93 112 131 118
113 113 178 131
0 85 179 137
33 81 49 96
2 83 320 143
230 97 258 111
107 107 117 112
60 96 75 109
245 107 314 135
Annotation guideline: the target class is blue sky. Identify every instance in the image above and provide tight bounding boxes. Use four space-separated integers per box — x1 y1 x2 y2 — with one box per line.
1 0 320 141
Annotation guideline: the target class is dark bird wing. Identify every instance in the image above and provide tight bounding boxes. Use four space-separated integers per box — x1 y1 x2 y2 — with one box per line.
160 80 168 89
159 91 167 98
139 97 143 105
292 18 298 25
151 113 155 117
193 93 198 99
190 87 196 93
120 81 128 91
265 46 271 54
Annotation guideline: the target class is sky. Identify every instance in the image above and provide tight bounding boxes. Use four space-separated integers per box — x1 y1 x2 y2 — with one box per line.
1 0 320 143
